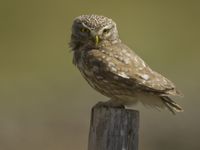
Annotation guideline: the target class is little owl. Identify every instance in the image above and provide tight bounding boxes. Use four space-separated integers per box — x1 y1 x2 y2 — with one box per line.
69 14 183 114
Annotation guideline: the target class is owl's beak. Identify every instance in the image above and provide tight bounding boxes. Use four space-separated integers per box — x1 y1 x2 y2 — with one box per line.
91 31 100 46
95 35 99 46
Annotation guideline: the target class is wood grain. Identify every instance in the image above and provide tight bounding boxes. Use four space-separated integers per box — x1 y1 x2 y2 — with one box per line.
88 105 139 150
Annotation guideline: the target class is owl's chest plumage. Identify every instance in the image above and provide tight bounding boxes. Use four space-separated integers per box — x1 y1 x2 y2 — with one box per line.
73 45 139 101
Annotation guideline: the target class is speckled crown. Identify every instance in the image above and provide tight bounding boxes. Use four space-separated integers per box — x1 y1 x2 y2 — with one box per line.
74 14 114 29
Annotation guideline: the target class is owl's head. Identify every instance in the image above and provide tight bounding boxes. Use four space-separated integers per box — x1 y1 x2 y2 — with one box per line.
70 14 119 50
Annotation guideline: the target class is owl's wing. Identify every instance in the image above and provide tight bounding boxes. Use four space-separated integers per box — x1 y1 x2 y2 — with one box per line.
86 45 179 96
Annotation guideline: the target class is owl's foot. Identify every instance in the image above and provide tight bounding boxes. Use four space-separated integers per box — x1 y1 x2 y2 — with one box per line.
93 101 125 109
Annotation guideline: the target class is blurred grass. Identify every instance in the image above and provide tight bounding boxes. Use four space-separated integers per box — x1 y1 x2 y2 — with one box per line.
0 0 200 150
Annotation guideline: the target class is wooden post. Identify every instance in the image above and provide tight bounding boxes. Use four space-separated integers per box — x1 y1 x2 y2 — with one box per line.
88 105 139 150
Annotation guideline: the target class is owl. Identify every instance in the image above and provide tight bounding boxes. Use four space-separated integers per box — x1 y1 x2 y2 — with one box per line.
69 14 183 114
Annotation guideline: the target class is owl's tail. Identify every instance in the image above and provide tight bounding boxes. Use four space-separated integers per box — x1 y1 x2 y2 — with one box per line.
161 96 184 115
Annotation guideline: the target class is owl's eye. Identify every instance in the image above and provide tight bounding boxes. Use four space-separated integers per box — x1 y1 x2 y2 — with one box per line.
80 28 90 33
103 28 110 34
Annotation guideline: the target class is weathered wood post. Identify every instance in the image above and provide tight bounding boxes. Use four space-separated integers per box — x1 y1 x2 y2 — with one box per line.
88 105 139 150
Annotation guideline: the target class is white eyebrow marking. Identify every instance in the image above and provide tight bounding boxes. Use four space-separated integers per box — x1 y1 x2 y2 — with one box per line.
82 22 90 29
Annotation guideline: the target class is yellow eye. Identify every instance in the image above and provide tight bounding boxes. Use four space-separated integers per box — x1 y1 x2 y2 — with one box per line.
80 28 90 32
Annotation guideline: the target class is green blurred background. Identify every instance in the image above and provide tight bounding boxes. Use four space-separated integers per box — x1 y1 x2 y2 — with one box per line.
0 0 199 150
